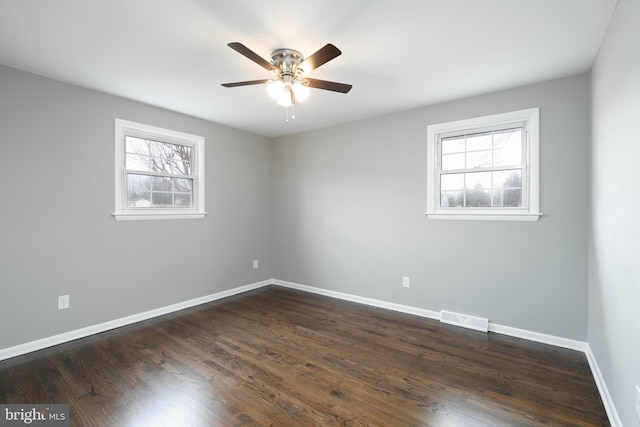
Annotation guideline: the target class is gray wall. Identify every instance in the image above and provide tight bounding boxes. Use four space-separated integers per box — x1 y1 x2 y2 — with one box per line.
274 74 590 340
590 0 640 425
0 36 629 421
0 64 593 351
0 65 274 349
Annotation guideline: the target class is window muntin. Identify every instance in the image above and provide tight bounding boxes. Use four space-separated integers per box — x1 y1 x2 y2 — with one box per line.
113 119 205 221
438 127 525 209
426 108 540 221
125 136 194 209
440 169 522 208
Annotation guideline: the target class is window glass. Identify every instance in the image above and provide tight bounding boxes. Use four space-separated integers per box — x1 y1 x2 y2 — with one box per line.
426 108 540 221
114 119 205 220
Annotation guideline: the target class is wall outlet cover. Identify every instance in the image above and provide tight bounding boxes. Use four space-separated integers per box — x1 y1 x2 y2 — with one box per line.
58 295 70 310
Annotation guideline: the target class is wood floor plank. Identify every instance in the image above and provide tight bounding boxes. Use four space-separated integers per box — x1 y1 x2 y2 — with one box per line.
0 286 609 426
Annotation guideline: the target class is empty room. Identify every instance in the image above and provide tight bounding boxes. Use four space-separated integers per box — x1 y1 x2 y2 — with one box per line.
0 1 638 426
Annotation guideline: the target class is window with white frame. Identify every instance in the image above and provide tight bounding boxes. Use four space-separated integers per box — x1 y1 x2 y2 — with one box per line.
113 119 206 221
426 108 541 221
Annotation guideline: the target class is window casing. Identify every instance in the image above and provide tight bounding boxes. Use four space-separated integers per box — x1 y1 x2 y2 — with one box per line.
113 119 206 221
426 108 541 221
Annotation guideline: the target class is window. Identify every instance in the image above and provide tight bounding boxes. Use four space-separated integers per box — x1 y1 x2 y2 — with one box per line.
426 108 541 221
113 119 206 220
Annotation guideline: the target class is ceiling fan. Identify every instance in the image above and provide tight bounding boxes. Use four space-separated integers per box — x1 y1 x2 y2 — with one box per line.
222 42 352 119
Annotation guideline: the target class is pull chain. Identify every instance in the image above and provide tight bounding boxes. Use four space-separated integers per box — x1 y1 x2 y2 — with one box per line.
284 103 297 123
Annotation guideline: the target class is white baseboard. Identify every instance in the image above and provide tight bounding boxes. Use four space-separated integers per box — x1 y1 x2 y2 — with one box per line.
1 278 588 360
273 279 442 320
585 344 622 427
0 280 271 362
274 279 587 350
273 279 618 426
488 323 587 352
0 277 620 427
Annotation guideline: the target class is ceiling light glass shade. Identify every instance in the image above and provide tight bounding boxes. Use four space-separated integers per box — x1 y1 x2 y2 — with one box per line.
267 80 293 106
267 80 285 100
276 87 293 107
267 79 307 107
292 81 310 102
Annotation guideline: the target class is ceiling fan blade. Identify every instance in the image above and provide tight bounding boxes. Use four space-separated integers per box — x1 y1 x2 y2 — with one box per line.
298 44 342 73
227 42 277 72
221 79 270 88
305 78 352 93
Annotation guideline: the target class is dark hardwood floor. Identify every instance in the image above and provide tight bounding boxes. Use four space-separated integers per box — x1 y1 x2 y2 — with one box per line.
0 286 609 426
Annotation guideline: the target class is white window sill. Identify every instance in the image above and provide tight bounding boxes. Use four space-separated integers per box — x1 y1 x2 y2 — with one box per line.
425 212 542 222
112 212 207 221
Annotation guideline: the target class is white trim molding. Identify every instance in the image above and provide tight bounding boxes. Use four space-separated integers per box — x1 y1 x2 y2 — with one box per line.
585 344 623 427
274 279 586 350
273 279 442 320
488 323 587 352
273 279 617 426
0 278 619 426
0 280 270 362
426 108 541 221
425 213 542 222
112 212 207 221
113 118 206 221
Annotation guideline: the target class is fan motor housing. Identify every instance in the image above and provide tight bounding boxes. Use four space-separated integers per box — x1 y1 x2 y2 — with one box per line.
271 49 304 76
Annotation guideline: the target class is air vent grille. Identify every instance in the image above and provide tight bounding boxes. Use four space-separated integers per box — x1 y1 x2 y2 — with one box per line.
440 310 489 332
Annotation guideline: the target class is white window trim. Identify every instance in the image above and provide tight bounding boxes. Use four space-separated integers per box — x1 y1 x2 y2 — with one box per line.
426 108 541 221
113 119 206 221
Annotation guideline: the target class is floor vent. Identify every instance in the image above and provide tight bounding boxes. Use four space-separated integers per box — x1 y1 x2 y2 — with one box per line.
440 310 489 332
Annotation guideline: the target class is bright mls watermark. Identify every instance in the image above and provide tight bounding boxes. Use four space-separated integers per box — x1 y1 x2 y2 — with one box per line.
0 405 69 426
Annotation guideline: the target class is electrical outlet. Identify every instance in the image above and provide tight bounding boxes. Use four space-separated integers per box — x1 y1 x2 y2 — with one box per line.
253 260 259 269
402 276 410 288
58 295 70 310
635 385 640 421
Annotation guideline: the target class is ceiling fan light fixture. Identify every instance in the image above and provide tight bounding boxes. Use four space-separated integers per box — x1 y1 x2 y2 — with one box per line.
292 81 310 103
268 79 305 107
224 42 351 121
276 88 293 107
266 80 285 100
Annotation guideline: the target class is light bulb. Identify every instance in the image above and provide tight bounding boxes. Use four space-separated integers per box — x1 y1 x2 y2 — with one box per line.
267 80 284 100
292 81 310 102
276 86 293 107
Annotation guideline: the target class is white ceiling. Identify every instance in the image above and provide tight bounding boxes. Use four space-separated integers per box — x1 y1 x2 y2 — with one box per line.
0 0 617 138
